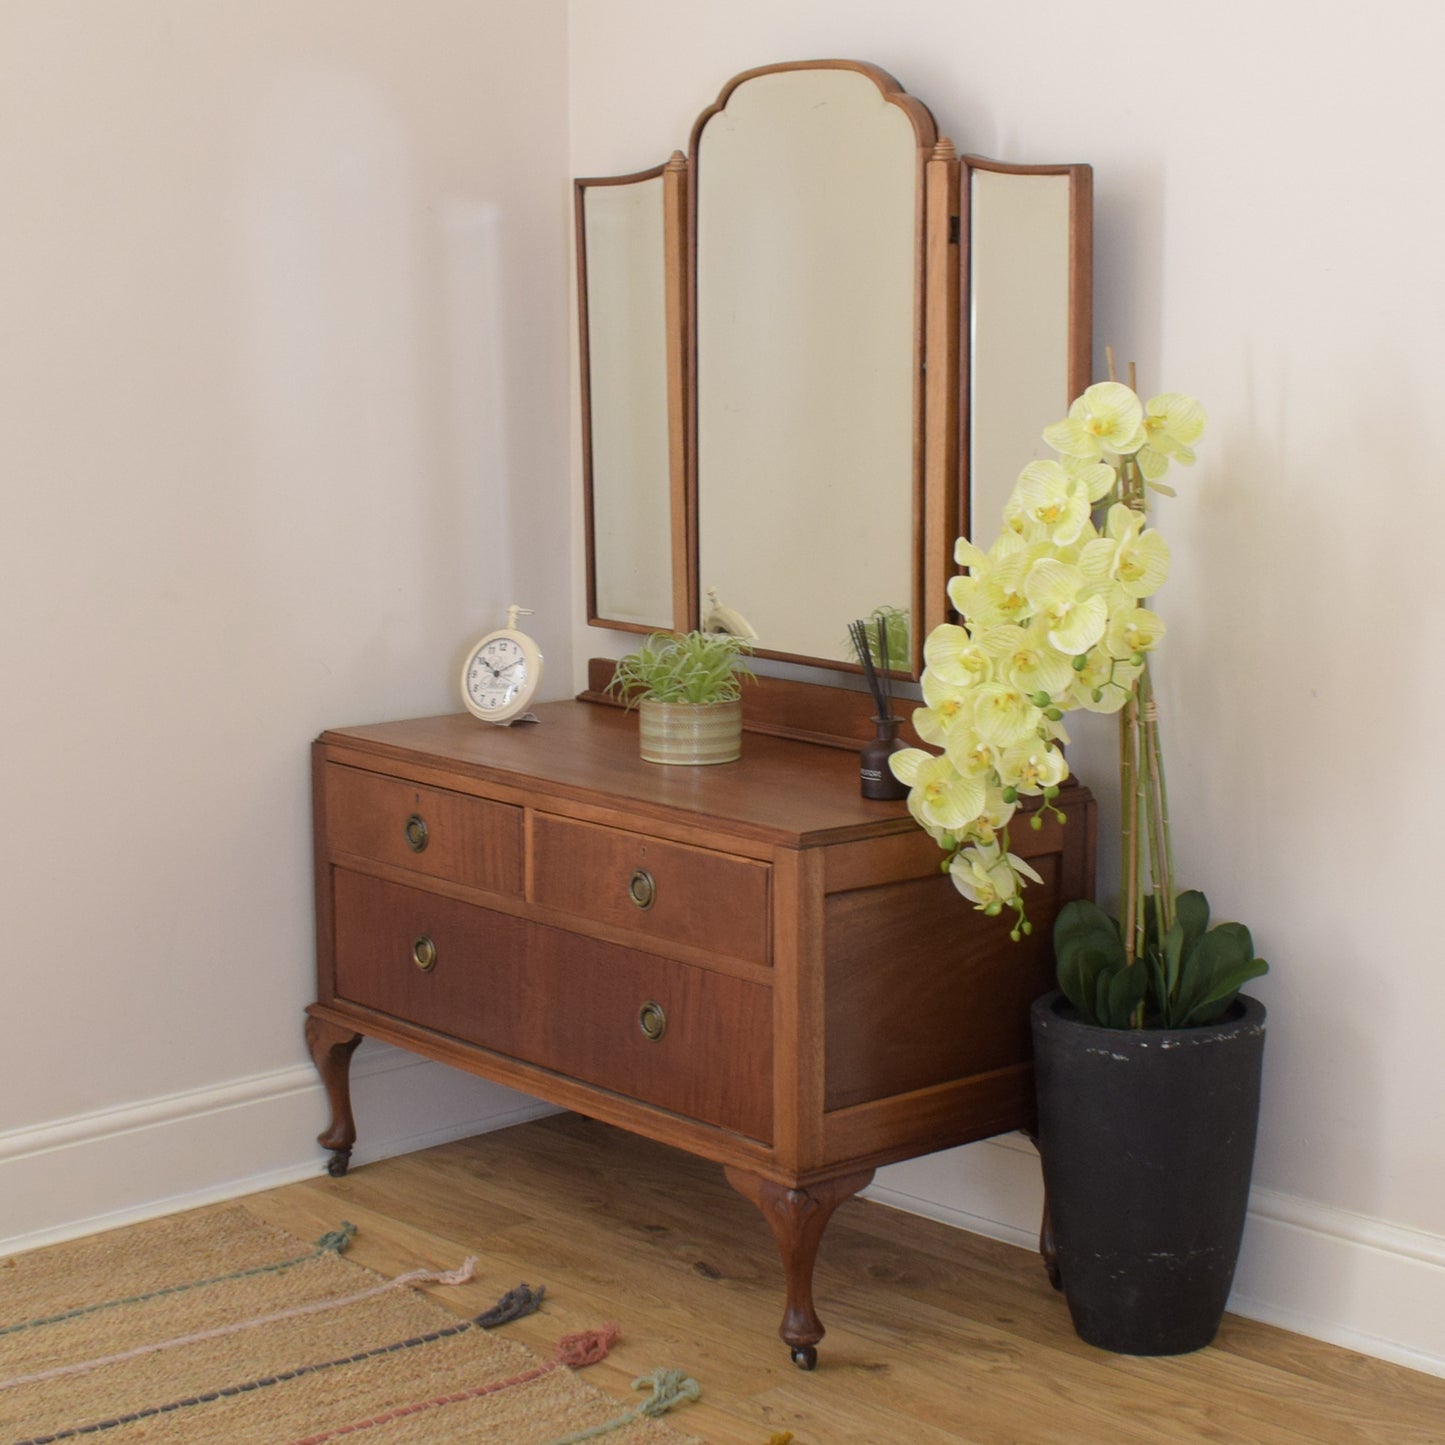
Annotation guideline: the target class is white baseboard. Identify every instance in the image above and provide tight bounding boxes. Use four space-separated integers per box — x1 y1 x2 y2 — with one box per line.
7 1077 1443 1381
1231 1189 1445 1378
868 1133 1445 1380
0 1041 556 1258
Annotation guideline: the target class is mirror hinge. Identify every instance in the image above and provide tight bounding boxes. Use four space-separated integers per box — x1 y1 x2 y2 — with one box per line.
949 214 960 245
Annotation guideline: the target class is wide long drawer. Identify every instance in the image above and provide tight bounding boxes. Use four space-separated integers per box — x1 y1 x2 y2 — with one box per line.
530 812 771 966
323 764 522 896
332 868 773 1141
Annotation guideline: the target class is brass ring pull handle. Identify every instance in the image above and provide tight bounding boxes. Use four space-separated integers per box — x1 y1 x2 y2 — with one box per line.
630 861 658 907
404 814 429 853
411 935 438 972
627 868 656 910
638 999 667 1041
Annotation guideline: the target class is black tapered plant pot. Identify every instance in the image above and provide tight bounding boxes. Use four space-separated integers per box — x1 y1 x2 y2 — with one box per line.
1030 990 1266 1355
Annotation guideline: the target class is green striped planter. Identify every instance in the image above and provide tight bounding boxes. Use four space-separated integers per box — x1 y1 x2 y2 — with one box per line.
637 698 742 765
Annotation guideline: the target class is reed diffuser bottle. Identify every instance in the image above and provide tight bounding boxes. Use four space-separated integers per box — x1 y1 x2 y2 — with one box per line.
849 616 909 800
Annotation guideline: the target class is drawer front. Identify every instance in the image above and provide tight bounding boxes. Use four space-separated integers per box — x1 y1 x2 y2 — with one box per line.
332 869 773 1141
530 813 771 966
324 764 521 896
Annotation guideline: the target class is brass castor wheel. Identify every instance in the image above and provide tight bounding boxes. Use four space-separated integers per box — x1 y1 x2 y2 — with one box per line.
790 1345 818 1371
326 1150 351 1178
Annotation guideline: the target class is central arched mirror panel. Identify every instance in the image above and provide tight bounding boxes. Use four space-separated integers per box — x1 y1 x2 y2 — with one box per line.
691 65 931 667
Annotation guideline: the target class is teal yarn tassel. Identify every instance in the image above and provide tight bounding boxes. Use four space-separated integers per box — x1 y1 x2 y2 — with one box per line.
634 1367 703 1418
541 1365 701 1444
315 1222 357 1254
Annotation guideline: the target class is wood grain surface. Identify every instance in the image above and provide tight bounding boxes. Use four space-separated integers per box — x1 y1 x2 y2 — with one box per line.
230 1115 1445 1445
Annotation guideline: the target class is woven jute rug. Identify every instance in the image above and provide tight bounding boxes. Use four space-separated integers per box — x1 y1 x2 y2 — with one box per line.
0 1207 701 1444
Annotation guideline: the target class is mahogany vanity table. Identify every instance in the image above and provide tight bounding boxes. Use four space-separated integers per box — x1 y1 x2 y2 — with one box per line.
308 57 1097 1365
306 685 1094 1366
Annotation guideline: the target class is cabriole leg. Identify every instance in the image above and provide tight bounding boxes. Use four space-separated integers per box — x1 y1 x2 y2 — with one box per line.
305 1014 362 1177
725 1165 874 1369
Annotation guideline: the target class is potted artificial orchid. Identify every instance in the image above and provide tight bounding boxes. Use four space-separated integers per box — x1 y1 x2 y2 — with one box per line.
891 370 1268 1355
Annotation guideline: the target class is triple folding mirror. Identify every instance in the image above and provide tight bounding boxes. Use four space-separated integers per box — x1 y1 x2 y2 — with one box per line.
576 60 1092 681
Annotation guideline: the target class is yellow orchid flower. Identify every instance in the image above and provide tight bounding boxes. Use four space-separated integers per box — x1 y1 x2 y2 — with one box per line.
1107 506 1170 599
957 783 1020 847
1137 393 1206 482
1023 557 1108 656
970 683 1044 748
948 545 1034 629
1062 453 1121 500
944 721 997 780
913 670 976 747
948 840 1044 910
998 740 1069 795
921 623 994 688
1004 459 1114 547
978 620 1077 700
889 748 987 833
1106 605 1166 660
1080 504 1171 603
1042 381 1146 462
908 376 1214 943
903 787 956 847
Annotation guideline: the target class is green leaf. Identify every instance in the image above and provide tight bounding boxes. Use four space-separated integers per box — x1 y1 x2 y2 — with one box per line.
1058 946 1115 1023
1162 920 1185 1000
1179 955 1269 1027
1145 942 1168 1019
1169 921 1259 1027
1175 889 1210 954
1094 967 1113 1025
1054 901 1124 972
1102 962 1147 1028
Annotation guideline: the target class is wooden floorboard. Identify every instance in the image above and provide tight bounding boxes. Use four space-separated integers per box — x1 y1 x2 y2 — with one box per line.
221 1114 1443 1444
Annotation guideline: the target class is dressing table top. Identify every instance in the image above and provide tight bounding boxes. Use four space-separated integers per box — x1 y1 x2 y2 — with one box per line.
319 699 922 849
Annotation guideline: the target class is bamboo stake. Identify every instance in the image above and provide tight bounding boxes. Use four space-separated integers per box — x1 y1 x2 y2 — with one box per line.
1139 666 1174 938
1121 691 1143 966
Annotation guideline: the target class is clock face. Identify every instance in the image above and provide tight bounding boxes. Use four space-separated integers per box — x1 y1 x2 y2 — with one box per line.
461 629 541 722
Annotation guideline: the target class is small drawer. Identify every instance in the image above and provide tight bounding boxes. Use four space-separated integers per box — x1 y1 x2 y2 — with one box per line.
323 764 521 897
332 869 773 1141
530 813 770 966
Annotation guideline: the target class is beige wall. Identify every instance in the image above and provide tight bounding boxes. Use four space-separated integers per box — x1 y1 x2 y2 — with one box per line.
568 0 1445 1372
0 0 570 1235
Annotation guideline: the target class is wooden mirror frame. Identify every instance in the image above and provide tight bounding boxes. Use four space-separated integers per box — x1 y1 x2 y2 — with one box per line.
960 155 1094 540
574 62 1093 747
575 156 690 634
